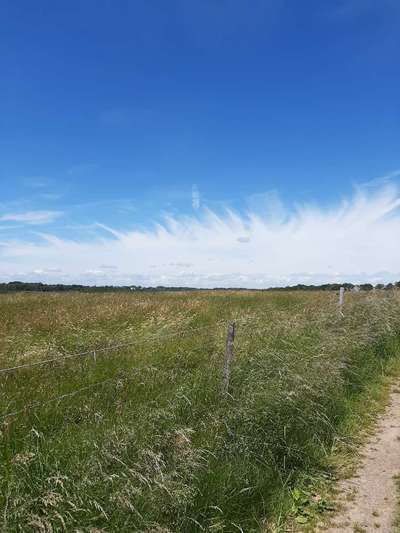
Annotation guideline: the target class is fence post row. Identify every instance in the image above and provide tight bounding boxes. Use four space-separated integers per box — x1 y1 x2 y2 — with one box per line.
222 321 236 393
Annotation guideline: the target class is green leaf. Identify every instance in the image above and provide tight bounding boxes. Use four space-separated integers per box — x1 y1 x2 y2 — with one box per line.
292 488 301 501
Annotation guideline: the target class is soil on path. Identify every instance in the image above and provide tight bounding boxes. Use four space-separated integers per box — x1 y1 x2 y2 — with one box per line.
321 388 400 532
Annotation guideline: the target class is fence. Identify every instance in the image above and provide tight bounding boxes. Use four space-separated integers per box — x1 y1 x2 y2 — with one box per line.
1 320 247 420
0 288 349 421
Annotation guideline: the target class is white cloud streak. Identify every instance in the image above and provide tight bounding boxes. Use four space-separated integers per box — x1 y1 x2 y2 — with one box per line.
0 211 63 225
0 185 400 287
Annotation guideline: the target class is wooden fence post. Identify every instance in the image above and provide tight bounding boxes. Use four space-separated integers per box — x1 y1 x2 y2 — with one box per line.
222 322 235 393
338 286 344 316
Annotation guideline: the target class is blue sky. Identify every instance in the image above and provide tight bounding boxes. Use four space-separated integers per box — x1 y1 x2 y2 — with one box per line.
1 0 400 287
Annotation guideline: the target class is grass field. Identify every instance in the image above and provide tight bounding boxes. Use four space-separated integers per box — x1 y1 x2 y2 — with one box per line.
1 290 400 532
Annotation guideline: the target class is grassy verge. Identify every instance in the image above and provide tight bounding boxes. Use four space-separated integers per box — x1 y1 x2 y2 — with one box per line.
0 290 400 532
281 337 400 532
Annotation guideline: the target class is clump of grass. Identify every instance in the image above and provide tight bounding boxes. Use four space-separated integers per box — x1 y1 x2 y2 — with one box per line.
0 290 400 531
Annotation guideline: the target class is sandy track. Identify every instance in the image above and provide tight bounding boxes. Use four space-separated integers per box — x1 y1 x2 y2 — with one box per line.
321 388 400 532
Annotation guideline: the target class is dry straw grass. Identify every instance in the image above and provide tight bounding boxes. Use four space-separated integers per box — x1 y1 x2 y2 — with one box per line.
0 289 400 531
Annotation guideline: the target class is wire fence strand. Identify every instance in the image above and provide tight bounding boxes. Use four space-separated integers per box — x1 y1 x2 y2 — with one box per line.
0 324 220 375
0 308 348 376
0 363 162 420
1 375 121 420
0 308 354 420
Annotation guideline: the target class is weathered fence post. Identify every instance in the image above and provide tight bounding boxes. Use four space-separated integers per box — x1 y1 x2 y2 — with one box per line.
338 286 344 317
222 322 235 393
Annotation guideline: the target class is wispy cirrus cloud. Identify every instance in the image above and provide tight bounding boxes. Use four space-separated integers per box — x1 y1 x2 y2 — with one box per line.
0 210 63 225
1 183 400 287
358 168 400 189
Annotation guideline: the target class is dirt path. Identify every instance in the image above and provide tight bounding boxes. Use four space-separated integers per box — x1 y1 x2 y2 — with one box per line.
321 388 400 532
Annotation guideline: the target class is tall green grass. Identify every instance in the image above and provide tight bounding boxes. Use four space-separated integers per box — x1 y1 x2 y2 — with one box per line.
0 290 400 531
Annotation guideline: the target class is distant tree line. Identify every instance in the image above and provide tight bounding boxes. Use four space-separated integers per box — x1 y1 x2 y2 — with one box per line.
0 282 196 293
0 281 399 293
270 282 400 291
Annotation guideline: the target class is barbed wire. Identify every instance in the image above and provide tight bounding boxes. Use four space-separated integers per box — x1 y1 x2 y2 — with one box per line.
1 373 126 420
0 320 254 419
0 306 396 420
0 306 369 376
1 297 397 420
1 361 169 420
0 323 220 375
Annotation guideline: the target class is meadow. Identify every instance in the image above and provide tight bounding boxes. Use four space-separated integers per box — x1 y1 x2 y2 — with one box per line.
1 290 400 532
